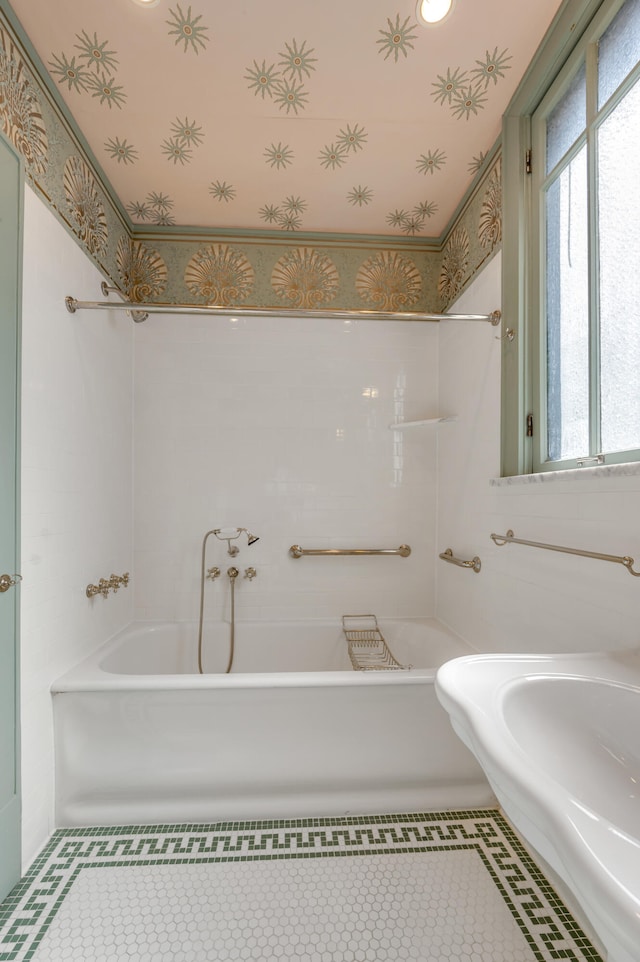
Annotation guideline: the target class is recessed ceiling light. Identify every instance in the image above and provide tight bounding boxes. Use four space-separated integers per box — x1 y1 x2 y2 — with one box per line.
416 0 454 25
131 0 160 7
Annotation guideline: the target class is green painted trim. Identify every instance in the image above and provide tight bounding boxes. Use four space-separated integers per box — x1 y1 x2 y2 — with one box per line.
132 224 443 252
500 0 606 477
0 127 23 903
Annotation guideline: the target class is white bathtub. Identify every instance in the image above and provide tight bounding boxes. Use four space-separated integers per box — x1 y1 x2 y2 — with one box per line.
52 618 494 826
435 649 640 962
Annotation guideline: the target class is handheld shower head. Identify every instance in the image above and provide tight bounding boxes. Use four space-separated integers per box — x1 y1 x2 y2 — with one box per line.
212 527 259 554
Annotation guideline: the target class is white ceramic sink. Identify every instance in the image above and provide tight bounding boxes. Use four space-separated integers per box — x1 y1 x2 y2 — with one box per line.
435 649 640 962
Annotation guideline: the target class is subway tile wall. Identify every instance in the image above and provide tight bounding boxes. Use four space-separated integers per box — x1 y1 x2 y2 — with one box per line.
133 314 440 622
437 251 640 654
20 188 134 868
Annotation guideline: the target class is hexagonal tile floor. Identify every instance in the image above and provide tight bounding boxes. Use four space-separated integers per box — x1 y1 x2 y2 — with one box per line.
0 811 603 961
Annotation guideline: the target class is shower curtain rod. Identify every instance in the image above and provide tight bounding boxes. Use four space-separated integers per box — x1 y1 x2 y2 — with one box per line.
64 294 501 326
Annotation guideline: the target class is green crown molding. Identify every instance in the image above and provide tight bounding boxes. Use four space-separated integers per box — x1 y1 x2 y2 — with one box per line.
0 0 503 314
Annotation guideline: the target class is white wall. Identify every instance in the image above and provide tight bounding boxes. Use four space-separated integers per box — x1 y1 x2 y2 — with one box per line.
134 314 440 623
20 188 134 867
437 251 640 654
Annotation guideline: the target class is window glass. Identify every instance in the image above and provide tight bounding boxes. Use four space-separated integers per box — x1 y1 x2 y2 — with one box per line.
598 75 640 452
598 0 640 106
545 146 590 462
546 62 586 174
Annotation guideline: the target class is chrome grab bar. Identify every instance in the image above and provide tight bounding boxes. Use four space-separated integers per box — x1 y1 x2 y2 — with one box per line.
491 529 640 578
439 548 481 573
290 545 411 558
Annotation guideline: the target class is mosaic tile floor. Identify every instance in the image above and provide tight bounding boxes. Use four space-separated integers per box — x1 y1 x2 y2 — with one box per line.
0 811 603 962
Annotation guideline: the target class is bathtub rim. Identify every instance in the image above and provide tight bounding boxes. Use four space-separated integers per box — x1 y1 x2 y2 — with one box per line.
52 616 475 693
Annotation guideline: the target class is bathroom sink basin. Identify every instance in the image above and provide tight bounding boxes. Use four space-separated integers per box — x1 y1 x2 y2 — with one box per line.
435 649 640 962
502 675 640 837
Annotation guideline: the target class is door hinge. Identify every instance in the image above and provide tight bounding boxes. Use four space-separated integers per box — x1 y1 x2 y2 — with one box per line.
526 413 534 437
525 149 532 174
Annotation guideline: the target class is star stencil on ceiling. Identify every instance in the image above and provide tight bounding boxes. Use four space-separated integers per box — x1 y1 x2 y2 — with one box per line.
320 123 368 170
451 84 488 120
161 116 204 165
264 143 294 169
87 74 126 109
319 143 347 169
278 38 317 80
376 14 419 62
259 196 309 230
245 38 316 115
432 67 469 106
171 117 204 146
166 4 210 54
161 136 192 164
472 47 513 86
104 137 138 164
336 124 367 153
273 78 309 114
245 60 281 99
259 204 281 224
209 180 236 202
74 30 118 74
49 30 125 107
48 52 88 92
469 152 487 174
126 192 176 225
347 186 373 206
416 149 447 175
431 49 512 121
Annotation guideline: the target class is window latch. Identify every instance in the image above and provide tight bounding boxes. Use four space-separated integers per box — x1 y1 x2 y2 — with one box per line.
576 454 605 467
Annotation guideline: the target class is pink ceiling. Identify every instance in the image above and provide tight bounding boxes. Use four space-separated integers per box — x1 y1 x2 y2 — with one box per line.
9 0 563 238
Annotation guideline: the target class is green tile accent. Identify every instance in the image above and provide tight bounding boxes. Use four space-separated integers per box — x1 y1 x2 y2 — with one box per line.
0 811 603 962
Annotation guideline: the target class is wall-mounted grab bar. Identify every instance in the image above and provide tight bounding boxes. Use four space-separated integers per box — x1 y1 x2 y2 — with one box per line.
491 530 640 578
290 545 411 558
439 548 481 573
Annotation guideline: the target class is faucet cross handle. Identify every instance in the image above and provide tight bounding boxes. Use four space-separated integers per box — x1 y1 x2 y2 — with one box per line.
206 566 221 581
244 567 257 581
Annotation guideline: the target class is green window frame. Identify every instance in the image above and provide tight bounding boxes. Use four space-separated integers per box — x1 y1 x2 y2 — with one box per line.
501 0 640 476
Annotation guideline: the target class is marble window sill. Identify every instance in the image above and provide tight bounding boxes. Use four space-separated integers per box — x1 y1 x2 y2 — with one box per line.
491 461 640 487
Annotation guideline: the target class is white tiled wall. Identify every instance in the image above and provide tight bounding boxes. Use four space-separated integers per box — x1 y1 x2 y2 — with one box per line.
20 188 134 867
133 314 440 622
436 251 640 654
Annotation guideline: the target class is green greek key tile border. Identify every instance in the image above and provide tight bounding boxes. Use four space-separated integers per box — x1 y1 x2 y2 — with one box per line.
0 810 602 962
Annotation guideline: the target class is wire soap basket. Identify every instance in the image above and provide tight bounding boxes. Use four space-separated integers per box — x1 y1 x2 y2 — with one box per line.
342 615 412 671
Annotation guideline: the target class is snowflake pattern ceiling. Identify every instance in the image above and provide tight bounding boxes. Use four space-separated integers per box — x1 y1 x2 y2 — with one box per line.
7 0 563 240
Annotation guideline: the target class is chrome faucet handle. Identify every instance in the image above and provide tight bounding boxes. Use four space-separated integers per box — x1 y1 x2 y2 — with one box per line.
244 567 257 580
108 574 121 592
206 566 221 580
227 566 239 579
